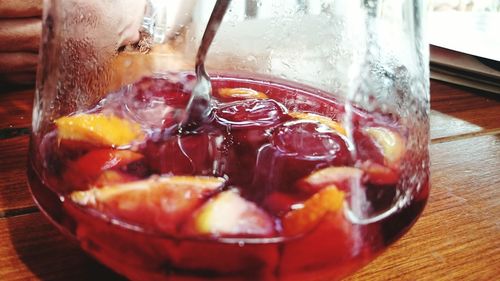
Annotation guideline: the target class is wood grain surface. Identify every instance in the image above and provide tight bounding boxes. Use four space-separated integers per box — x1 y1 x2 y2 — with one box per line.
0 80 499 281
346 134 500 281
0 213 125 281
0 89 33 129
0 136 34 216
430 83 500 140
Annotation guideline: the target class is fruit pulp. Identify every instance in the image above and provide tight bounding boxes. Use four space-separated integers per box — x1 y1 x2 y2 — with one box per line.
28 73 429 281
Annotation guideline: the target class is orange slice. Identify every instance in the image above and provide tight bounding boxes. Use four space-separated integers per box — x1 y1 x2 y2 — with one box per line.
71 176 226 234
55 113 143 147
218 88 268 100
283 186 345 236
289 112 346 135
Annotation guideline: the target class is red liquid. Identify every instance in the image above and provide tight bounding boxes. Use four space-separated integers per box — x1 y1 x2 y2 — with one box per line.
28 73 429 281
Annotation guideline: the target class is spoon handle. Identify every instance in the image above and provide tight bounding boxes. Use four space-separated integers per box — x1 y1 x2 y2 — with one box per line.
196 0 232 68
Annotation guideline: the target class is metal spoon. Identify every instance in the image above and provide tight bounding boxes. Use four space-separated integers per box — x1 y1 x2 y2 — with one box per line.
180 0 232 131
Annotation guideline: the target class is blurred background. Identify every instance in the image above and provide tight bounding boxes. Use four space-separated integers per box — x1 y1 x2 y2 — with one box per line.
426 0 500 93
428 0 500 11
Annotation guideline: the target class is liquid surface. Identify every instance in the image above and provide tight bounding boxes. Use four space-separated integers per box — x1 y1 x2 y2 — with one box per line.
29 73 429 281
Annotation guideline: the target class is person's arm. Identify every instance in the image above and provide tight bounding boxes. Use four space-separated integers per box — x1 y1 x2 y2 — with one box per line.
0 0 42 85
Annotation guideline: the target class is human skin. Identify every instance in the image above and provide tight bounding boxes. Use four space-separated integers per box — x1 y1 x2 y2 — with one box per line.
0 0 146 85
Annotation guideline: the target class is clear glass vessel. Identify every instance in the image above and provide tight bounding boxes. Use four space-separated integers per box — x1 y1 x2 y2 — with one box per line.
29 1 430 280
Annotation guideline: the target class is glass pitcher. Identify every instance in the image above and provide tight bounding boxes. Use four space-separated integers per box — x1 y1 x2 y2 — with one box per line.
29 1 430 280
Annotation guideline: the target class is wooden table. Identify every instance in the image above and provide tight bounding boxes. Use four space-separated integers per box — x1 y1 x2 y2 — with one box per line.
1 81 499 280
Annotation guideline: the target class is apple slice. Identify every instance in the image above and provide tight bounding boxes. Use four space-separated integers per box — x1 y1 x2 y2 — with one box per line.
93 170 139 187
360 160 399 186
186 190 275 237
70 176 226 234
297 166 363 194
63 149 144 189
282 186 345 237
218 87 268 100
55 113 144 147
364 127 405 167
289 112 346 136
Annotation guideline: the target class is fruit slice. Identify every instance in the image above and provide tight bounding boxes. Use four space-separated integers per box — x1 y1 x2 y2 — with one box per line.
93 170 139 187
64 149 144 189
360 160 399 186
297 166 363 193
55 113 143 147
280 201 358 279
218 87 268 100
71 176 226 234
289 112 346 136
186 190 275 237
364 127 405 167
282 186 345 236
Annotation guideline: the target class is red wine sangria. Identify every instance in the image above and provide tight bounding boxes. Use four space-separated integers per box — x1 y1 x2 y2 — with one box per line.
29 73 429 280
31 1 429 280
